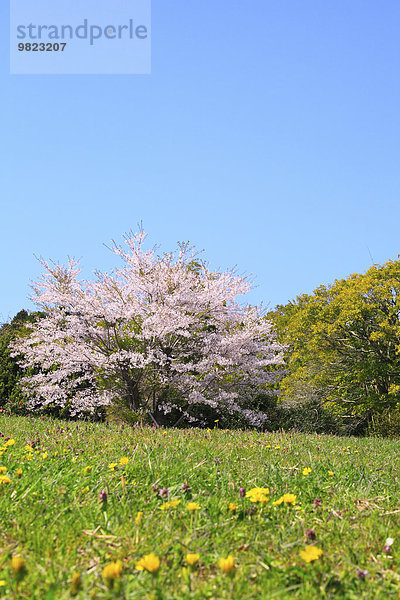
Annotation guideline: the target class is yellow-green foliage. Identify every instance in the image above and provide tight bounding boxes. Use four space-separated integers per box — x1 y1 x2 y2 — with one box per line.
270 259 400 415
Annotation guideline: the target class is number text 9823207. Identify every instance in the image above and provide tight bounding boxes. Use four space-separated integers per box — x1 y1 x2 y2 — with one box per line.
18 42 67 52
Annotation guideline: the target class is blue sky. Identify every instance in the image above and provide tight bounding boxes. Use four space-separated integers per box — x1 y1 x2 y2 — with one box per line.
1 1 400 321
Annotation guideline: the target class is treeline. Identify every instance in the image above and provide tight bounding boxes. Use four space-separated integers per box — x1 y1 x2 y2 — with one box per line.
2 258 400 436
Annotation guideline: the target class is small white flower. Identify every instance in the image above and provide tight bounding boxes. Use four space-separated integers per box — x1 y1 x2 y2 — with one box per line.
385 537 394 547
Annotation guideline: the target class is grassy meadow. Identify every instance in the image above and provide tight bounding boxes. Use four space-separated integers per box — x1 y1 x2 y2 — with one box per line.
0 415 399 599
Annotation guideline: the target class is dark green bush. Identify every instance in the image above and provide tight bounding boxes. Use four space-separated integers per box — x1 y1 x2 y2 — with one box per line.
367 408 400 438
0 310 33 411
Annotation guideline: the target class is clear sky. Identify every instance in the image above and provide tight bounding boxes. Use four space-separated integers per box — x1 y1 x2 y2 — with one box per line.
1 1 400 322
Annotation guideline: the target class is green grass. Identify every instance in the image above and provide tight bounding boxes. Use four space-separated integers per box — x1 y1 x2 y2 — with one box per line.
0 415 399 599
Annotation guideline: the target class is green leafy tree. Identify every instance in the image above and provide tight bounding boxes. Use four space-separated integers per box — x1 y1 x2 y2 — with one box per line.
0 310 35 409
269 259 400 418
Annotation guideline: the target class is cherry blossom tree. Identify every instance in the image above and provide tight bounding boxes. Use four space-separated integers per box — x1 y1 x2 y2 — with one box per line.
12 231 284 425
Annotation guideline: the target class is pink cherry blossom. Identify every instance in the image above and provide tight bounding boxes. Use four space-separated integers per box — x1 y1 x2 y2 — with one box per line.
12 231 285 424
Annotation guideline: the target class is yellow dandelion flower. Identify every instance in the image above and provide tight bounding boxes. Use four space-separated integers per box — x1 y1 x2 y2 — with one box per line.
71 573 81 584
228 502 238 511
120 456 129 465
328 471 334 477
245 487 269 503
102 560 123 588
185 553 200 566
16 468 22 477
246 487 269 497
135 511 143 524
162 499 180 510
72 457 77 463
11 556 27 581
186 502 200 511
41 452 48 460
108 462 118 471
299 545 323 563
274 446 281 450
83 465 92 474
82 486 89 494
273 493 296 506
218 555 235 574
6 439 15 447
11 556 25 571
0 475 11 485
70 572 82 596
0 580 5 587
302 467 312 476
282 493 296 504
0 466 6 473
135 553 160 573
